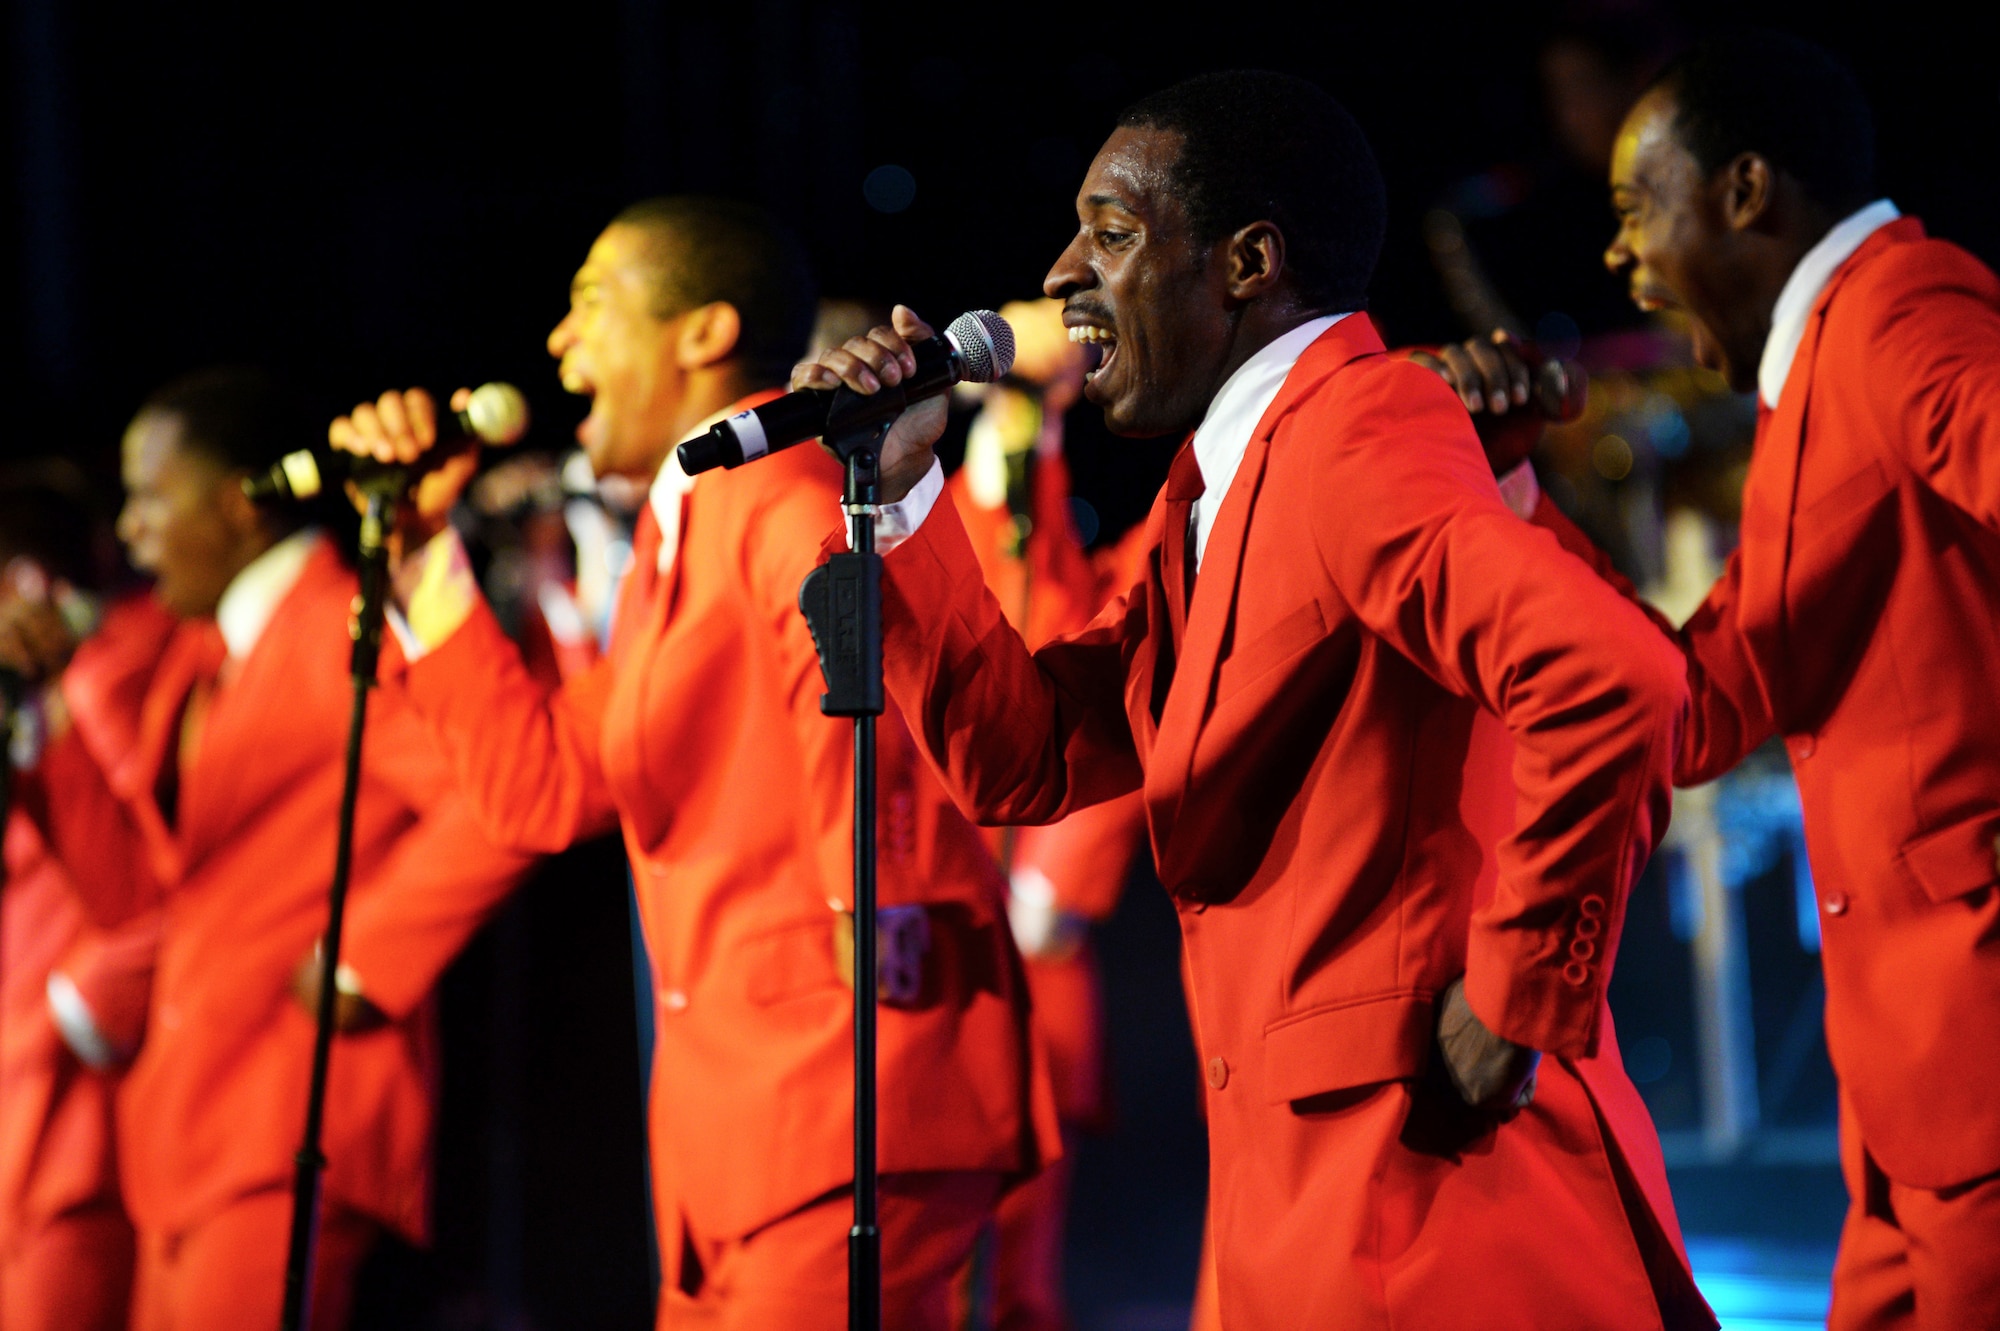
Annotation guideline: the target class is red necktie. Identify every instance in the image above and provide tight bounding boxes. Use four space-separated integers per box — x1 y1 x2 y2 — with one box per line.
1161 443 1205 652
157 619 229 827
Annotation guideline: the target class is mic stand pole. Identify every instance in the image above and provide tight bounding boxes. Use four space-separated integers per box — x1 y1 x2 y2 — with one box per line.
798 412 891 1331
280 487 394 1331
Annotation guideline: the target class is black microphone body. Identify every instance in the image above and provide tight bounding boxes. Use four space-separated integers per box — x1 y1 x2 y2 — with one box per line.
1529 355 1587 422
679 337 959 477
678 311 1016 477
246 383 530 503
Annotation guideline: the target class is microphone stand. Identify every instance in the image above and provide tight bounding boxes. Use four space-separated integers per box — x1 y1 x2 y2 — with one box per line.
280 487 394 1331
797 411 890 1331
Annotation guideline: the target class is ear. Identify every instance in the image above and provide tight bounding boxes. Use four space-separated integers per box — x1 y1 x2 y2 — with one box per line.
1718 152 1775 233
1223 221 1286 302
674 301 744 370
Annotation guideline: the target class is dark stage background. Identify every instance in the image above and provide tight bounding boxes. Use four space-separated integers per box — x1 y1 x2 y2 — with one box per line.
5 3 1994 1327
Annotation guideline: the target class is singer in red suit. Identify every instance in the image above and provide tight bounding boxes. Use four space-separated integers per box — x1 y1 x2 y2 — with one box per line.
0 581 172 1331
1427 36 2000 1329
10 368 534 1331
330 197 1056 1331
797 73 1713 1330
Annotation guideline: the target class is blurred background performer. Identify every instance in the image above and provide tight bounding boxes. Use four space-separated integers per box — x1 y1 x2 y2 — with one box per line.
946 297 1147 1331
329 196 1057 1331
1425 32 2000 1330
800 72 1715 1329
0 469 169 1331
2 368 535 1331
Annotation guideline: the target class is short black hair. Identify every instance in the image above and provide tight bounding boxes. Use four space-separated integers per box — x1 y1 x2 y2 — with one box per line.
140 365 303 476
1653 33 1876 214
1116 71 1386 311
611 196 819 382
139 365 343 542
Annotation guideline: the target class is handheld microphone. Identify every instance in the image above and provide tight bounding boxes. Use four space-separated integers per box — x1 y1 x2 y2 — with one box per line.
677 311 1015 476
1530 356 1587 422
244 382 531 502
0 587 99 716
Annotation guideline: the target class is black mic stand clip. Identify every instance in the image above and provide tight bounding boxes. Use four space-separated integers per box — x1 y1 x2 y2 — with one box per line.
797 405 891 1331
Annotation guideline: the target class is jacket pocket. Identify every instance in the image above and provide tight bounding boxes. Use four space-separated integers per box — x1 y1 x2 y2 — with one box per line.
1215 599 1327 703
1261 990 1433 1105
1795 459 1894 544
742 918 843 1005
1896 810 2000 905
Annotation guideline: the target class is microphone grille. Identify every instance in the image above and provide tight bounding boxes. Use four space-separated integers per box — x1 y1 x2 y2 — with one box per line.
946 310 1015 384
466 382 532 444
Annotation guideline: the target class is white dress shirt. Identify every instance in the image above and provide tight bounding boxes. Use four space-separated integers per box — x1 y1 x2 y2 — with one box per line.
1185 314 1346 568
1759 198 1901 409
646 404 746 575
873 314 1352 566
216 527 321 661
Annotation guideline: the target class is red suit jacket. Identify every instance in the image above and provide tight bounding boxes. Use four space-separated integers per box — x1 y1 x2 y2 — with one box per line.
1542 216 2000 1190
0 597 171 1261
26 541 532 1243
879 317 1710 1328
394 402 1057 1280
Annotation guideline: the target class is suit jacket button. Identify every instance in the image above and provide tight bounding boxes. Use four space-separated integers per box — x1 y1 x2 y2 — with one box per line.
661 989 689 1012
1822 891 1848 917
1206 1056 1229 1090
1579 894 1607 918
1794 734 1817 760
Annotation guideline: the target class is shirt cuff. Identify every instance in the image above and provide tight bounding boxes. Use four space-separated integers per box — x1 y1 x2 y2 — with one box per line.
390 528 481 662
848 457 945 554
1495 460 1541 521
47 970 123 1070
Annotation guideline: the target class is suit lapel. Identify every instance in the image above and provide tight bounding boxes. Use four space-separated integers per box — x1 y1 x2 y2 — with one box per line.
1139 316 1382 878
1735 220 1917 719
175 544 339 859
131 624 214 883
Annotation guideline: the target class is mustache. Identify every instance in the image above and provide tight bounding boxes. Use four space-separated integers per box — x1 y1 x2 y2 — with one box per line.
1064 298 1115 326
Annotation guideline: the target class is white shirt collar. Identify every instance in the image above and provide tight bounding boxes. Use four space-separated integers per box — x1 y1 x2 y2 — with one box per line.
214 527 321 660
646 405 743 572
1759 198 1900 409
1189 313 1348 566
